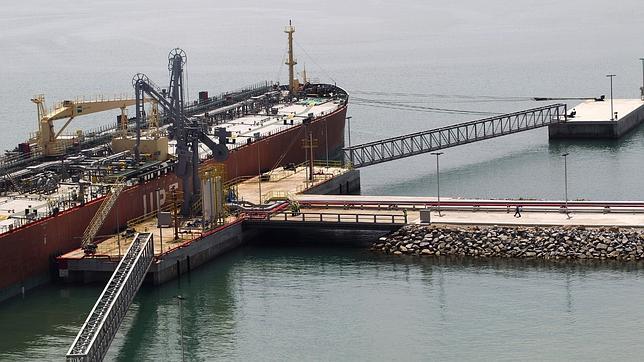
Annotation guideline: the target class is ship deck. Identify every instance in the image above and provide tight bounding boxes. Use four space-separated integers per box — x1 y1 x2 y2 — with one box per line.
0 89 345 235
179 96 344 159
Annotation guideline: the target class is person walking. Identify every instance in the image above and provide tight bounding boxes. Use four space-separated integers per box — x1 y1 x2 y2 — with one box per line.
514 205 522 218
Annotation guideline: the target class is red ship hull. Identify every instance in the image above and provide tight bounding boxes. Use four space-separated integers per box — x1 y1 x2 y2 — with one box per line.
0 104 347 301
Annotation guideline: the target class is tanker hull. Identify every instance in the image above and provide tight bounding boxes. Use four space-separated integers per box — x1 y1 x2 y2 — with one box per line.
0 104 347 302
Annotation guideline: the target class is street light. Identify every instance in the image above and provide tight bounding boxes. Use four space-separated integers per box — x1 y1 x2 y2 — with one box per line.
639 58 644 101
257 144 262 204
156 188 163 253
430 152 444 216
324 120 329 168
561 153 570 218
606 74 616 120
346 116 352 148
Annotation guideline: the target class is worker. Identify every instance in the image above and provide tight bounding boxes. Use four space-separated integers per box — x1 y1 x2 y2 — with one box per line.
290 200 301 216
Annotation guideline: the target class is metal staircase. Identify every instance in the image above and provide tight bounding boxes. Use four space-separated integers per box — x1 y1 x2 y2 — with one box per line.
0 167 27 194
66 232 154 362
81 180 126 252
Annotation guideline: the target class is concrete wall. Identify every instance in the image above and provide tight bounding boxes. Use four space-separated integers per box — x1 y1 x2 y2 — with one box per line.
149 221 246 284
304 169 360 195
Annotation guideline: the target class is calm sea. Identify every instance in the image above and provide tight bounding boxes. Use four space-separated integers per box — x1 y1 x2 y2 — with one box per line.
1 0 644 360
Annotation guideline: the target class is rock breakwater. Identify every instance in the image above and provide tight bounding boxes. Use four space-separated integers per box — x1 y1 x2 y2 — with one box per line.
373 224 644 261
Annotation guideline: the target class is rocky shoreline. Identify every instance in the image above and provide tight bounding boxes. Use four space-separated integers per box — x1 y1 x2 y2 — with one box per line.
372 224 644 261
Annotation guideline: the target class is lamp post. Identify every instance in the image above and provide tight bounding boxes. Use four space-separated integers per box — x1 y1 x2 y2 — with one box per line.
561 153 570 218
639 58 644 101
325 120 329 168
606 74 616 120
156 188 163 253
346 116 352 148
257 144 262 204
430 152 443 216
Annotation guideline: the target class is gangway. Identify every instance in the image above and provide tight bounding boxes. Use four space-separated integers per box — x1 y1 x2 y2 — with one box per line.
81 180 127 253
344 104 567 168
66 232 154 362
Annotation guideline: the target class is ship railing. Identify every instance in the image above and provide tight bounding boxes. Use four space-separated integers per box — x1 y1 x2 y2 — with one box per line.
223 175 254 188
185 81 274 115
126 200 182 229
312 160 345 169
66 232 154 362
0 149 44 170
262 190 294 203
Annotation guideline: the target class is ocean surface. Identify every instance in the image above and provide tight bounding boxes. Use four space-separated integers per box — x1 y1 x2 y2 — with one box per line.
1 0 644 360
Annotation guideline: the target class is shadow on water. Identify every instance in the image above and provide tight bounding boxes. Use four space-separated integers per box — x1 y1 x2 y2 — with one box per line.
112 252 239 361
548 121 644 154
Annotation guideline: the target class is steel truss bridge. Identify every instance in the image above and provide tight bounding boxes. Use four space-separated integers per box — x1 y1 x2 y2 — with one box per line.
344 104 567 168
66 233 154 362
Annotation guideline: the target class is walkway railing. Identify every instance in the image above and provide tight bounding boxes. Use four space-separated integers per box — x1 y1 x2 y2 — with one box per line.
66 232 154 362
261 211 408 225
81 179 127 250
344 104 567 168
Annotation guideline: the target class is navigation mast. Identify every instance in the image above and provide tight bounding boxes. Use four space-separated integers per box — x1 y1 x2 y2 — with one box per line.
285 20 297 94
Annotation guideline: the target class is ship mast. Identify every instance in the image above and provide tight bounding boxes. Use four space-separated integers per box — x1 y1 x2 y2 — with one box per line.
285 20 297 94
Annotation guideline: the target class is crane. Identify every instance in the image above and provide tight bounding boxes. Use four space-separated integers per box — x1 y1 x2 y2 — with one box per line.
30 95 138 156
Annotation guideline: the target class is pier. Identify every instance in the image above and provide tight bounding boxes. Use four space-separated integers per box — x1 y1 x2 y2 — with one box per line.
548 99 644 138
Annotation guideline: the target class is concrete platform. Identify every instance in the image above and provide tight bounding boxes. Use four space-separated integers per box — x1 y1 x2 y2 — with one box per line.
235 164 356 204
57 162 358 284
549 99 644 138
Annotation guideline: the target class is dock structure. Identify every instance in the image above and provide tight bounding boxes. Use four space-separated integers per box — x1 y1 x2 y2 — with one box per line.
548 99 644 138
292 195 644 227
59 164 644 360
66 232 154 362
57 163 361 284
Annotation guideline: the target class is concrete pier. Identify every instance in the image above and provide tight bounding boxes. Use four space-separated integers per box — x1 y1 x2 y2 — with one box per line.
549 99 644 138
57 164 359 284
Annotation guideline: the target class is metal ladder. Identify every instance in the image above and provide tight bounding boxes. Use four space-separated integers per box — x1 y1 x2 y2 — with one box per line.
0 167 26 194
66 232 154 362
81 180 126 250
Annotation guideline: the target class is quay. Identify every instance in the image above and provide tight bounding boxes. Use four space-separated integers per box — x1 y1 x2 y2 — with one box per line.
548 98 644 138
58 165 644 284
57 163 362 284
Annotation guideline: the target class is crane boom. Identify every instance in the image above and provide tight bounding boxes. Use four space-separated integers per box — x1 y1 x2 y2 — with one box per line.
45 98 137 121
31 96 138 156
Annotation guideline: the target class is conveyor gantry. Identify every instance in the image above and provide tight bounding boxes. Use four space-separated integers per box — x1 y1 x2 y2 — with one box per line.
66 232 154 362
344 104 567 168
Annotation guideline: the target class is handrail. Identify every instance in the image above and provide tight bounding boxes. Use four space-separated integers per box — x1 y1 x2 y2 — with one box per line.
266 211 408 224
67 232 154 361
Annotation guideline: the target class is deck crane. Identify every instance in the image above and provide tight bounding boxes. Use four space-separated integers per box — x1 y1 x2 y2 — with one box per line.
133 48 229 216
30 95 138 156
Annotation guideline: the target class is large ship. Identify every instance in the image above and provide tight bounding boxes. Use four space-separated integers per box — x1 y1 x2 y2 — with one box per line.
0 23 348 302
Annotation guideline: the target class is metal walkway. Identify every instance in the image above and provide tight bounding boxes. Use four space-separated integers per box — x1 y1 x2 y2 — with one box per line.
81 180 127 251
344 104 567 168
66 233 154 362
245 210 408 231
